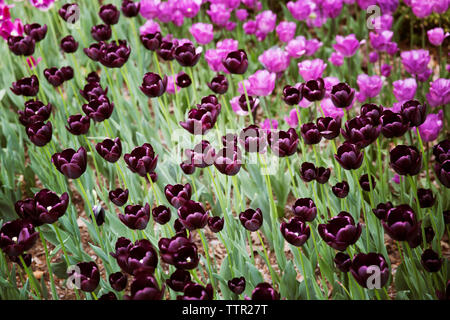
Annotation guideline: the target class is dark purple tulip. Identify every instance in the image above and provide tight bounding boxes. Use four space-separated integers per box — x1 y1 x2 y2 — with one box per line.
214 147 242 176
96 137 122 163
140 72 167 98
197 95 222 122
180 108 215 135
436 280 450 300
140 32 162 51
92 205 105 226
159 235 199 269
84 42 105 61
424 226 435 244
292 198 317 222
0 219 38 257
300 162 317 182
318 212 362 251
228 277 246 295
180 162 195 175
332 181 350 198
280 217 310 247
372 201 393 220
157 39 178 61
99 292 117 300
14 198 36 223
435 160 450 188
174 43 202 67
9 254 32 268
421 249 442 273
91 24 112 41
60 35 78 53
334 142 364 170
164 183 192 209
222 49 248 74
86 71 100 83
382 204 419 241
341 116 380 149
282 85 302 105
417 188 435 208
239 125 267 153
82 95 114 122
176 72 192 88
185 140 216 168
317 116 341 140
18 100 52 127
390 145 422 176
401 100 427 127
67 261 100 292
350 253 390 289
60 66 74 81
331 82 355 108
80 81 107 101
121 0 140 17
173 219 189 239
443 210 450 225
99 4 120 25
207 74 228 94
222 133 238 149
125 271 164 300
59 3 80 23
179 283 213 300
177 200 209 230
11 75 39 97
251 283 280 300
360 103 384 125
26 121 52 147
239 208 263 232
30 189 69 225
166 269 191 292
43 67 65 87
124 143 158 177
380 110 409 138
433 139 450 164
316 167 331 184
52 147 87 179
359 174 376 192
268 128 299 157
109 271 127 291
7 35 35 56
152 205 171 225
109 188 129 206
208 216 224 233
119 203 150 230
111 237 158 275
300 122 322 145
334 252 351 272
99 40 131 68
66 114 90 135
24 23 47 42
301 78 326 101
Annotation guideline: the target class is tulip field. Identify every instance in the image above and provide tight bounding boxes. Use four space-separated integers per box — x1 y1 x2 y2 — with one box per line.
0 0 449 302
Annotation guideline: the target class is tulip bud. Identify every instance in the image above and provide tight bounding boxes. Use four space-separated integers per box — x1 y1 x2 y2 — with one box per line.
207 74 228 95
421 249 443 273
372 201 393 220
389 145 422 176
109 188 129 207
228 277 246 295
52 146 87 179
119 204 151 230
24 23 47 42
282 85 302 105
332 181 350 198
334 142 364 170
330 82 355 108
11 75 39 97
121 0 140 18
359 174 376 192
301 123 322 145
166 269 191 292
318 212 362 251
140 72 167 98
301 78 325 101
91 24 112 41
67 261 100 292
109 272 127 291
26 121 52 147
96 137 122 163
239 208 263 232
251 283 280 300
92 205 106 226
60 35 78 53
66 114 90 135
99 4 120 25
174 43 202 67
177 200 209 230
316 116 341 140
280 217 310 246
350 253 390 289
152 205 171 225
208 216 224 233
7 36 35 56
334 252 351 272
222 49 249 74
401 100 427 127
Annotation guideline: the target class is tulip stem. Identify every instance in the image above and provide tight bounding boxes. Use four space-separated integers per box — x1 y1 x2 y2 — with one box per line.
407 175 426 247
169 61 181 121
187 67 198 102
153 51 163 77
199 229 216 299
189 270 205 286
246 230 255 263
157 97 173 132
38 229 58 300
298 248 311 300
352 169 369 250
240 75 254 124
232 175 245 211
57 86 70 118
19 255 42 300
257 231 277 285
286 158 299 198
147 173 160 204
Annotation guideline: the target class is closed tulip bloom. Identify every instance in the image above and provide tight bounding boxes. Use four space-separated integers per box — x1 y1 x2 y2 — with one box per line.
434 160 450 188
7 35 35 56
24 23 47 42
214 147 242 176
159 235 199 269
222 49 248 74
140 72 167 98
300 122 322 145
152 205 171 225
82 95 114 122
341 116 380 148
417 188 435 208
60 66 74 81
91 24 112 41
316 167 331 184
292 198 317 221
400 100 427 127
109 271 127 291
372 201 393 220
66 114 90 135
334 142 364 170
59 3 80 23
111 237 158 275
334 252 352 273
166 269 191 292
124 143 158 178
109 188 129 206
99 40 131 68
389 145 422 176
92 205 105 226
28 189 69 225
185 140 216 168
84 42 105 61
444 210 450 225
121 0 140 17
239 208 263 232
421 249 442 273
228 277 246 295
164 184 192 209
67 261 100 292
52 147 87 179
179 283 213 300
96 137 122 163
361 104 384 125
43 67 65 87
180 108 215 135
0 219 39 257
251 283 280 300
80 81 107 101
300 162 317 182
316 116 341 140
125 271 164 300
319 212 362 251
332 181 350 198
177 200 209 230
119 203 150 230
174 43 202 67
350 253 390 289
140 32 162 51
302 78 326 101
207 74 228 95
380 110 409 138
208 216 224 233
157 39 178 60
280 217 310 247
11 75 39 97
359 174 376 192
331 83 355 109
282 85 302 106
25 121 52 147
231 94 260 118
268 128 299 157
433 139 450 164
382 204 419 241
99 4 120 25
60 35 78 53
176 72 191 88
